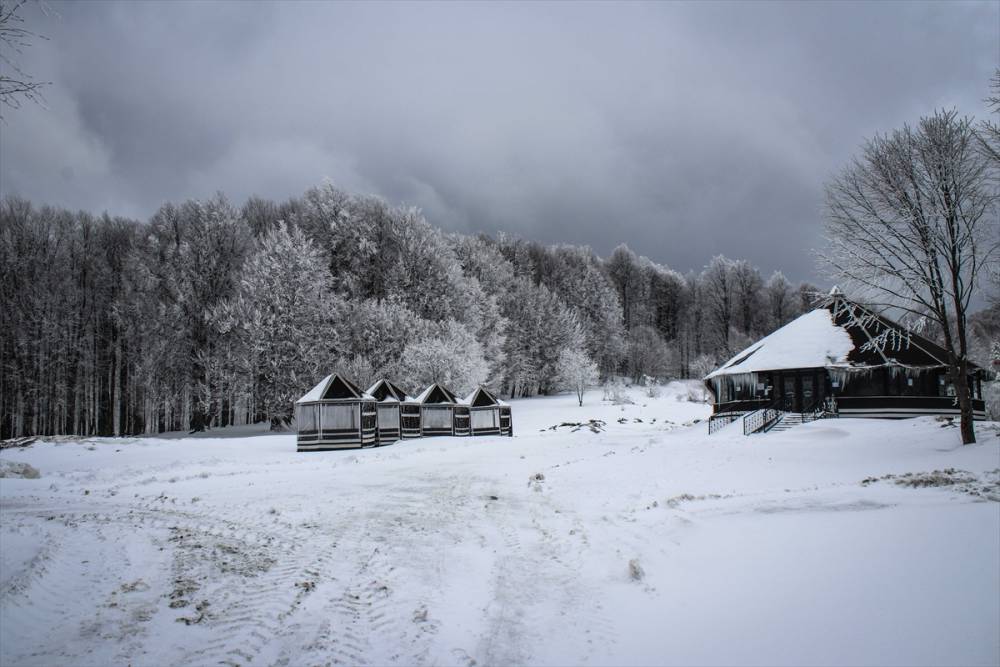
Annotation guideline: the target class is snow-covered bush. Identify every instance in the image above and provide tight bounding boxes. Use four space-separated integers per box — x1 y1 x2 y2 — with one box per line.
684 383 711 404
689 354 717 380
603 378 633 405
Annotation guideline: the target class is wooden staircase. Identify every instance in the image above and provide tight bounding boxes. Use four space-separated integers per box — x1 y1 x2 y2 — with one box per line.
764 407 828 433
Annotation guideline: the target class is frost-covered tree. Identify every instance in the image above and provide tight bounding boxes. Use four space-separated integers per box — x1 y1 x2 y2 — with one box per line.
554 348 599 406
606 244 645 330
731 259 763 337
396 320 489 396
822 109 999 444
979 69 1000 169
340 298 421 382
701 255 737 354
499 278 587 397
145 195 251 432
764 271 794 331
627 325 672 381
213 222 341 429
1 178 819 438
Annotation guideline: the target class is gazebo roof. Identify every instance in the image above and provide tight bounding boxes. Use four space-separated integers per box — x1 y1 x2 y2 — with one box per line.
461 386 508 407
414 383 460 404
366 379 414 403
296 374 375 403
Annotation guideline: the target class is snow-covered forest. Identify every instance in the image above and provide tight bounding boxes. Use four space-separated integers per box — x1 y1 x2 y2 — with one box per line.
0 182 994 439
0 183 816 438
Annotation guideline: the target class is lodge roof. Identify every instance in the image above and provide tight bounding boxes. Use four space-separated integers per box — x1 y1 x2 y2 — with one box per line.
705 293 984 380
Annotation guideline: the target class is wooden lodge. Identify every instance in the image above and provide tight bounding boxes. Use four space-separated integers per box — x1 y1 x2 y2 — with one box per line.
705 289 988 435
295 374 377 451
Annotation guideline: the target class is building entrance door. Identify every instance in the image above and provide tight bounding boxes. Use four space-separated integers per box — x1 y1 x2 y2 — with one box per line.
783 375 797 412
801 374 815 411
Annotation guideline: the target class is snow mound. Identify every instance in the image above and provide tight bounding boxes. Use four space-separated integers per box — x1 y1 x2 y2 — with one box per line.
0 460 40 479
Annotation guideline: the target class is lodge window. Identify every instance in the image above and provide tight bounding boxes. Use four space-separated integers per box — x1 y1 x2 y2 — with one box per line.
937 375 955 398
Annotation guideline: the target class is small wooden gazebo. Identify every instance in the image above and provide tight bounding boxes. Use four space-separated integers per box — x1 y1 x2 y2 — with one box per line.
366 379 415 445
295 374 377 451
414 383 465 437
462 386 513 437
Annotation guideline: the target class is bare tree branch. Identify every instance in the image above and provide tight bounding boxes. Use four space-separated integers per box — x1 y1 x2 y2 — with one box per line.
819 109 999 444
0 0 50 118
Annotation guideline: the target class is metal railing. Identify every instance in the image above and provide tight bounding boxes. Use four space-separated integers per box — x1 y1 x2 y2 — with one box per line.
744 399 784 435
708 412 742 435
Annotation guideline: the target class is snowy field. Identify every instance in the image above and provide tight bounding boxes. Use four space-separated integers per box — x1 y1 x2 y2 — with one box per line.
1 382 998 667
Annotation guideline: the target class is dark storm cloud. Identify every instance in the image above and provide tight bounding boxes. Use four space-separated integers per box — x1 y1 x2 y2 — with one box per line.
1 1 996 283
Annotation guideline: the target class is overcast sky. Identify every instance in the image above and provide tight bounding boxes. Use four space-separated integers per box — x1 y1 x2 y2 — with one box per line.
1 1 996 283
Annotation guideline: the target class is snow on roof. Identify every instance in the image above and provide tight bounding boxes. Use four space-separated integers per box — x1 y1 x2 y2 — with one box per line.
367 379 418 403
413 384 445 403
297 374 375 402
705 308 855 380
414 383 459 404
296 374 332 403
463 386 504 407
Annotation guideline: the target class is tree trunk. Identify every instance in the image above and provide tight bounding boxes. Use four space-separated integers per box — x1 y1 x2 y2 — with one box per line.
951 358 976 445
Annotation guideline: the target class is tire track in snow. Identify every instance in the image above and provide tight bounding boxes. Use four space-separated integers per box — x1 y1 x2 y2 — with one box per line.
288 479 475 666
0 510 162 667
477 484 618 666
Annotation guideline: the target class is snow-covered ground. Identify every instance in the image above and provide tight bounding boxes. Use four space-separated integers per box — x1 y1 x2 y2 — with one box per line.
2 381 998 667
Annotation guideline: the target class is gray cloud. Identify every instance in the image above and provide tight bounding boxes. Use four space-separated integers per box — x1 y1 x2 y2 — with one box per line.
1 0 996 283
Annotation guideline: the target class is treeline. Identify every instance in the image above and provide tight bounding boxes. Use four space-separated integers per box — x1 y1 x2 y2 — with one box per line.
1 184 822 438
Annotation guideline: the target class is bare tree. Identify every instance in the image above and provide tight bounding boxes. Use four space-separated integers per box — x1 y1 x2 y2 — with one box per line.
979 69 1000 168
0 0 48 117
822 109 999 444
